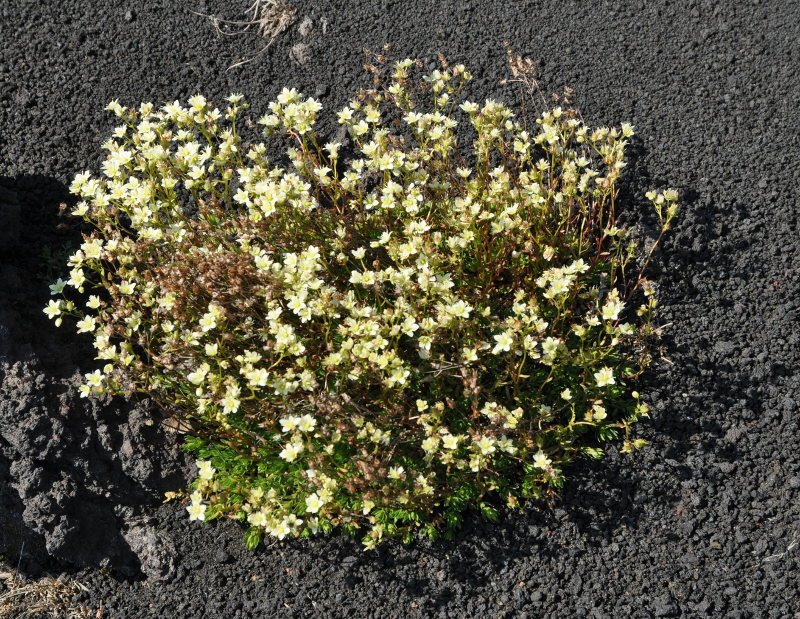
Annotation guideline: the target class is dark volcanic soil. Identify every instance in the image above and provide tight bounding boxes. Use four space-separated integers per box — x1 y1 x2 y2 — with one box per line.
1 0 799 617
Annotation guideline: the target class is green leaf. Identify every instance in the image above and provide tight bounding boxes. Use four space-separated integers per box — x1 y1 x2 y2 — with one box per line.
244 529 262 551
479 503 499 522
581 446 605 459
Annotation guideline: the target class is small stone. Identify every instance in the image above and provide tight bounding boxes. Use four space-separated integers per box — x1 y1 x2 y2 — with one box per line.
653 593 679 617
123 526 179 582
214 550 232 564
124 9 136 22
695 599 712 613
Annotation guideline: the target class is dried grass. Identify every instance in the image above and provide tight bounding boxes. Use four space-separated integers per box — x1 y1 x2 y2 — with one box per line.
0 570 96 619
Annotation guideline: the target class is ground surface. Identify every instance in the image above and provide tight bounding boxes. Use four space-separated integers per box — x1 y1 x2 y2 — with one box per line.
1 0 799 617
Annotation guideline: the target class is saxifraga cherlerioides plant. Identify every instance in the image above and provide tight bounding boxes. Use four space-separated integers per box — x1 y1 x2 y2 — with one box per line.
45 58 678 550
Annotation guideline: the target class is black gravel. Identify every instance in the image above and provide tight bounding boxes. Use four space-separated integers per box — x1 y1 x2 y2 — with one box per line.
1 0 799 616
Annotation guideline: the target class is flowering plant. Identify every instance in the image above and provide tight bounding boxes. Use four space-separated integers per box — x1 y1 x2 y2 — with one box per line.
46 59 678 549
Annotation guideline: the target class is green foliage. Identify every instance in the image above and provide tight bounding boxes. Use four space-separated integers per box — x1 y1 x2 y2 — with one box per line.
38 241 75 283
46 58 677 550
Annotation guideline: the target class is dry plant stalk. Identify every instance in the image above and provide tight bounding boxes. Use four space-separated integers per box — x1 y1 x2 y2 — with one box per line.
500 41 550 128
190 0 297 70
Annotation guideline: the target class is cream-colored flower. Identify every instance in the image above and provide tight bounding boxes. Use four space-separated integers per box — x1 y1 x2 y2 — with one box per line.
441 434 459 450
196 460 215 480
43 300 61 319
492 331 514 354
305 493 324 513
474 436 496 455
187 502 207 521
533 451 552 469
594 367 616 388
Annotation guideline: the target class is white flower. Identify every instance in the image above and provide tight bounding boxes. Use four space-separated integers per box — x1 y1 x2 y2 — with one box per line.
81 239 103 259
258 114 280 129
199 312 217 332
492 331 514 354
497 436 517 454
370 231 392 247
271 520 291 540
187 502 207 521
72 201 89 217
325 142 341 158
593 404 607 421
474 436 496 455
285 512 304 529
594 367 616 388
280 416 301 433
187 363 210 385
197 460 215 480
305 493 324 513
541 337 560 356
447 300 472 319
388 466 405 480
220 393 241 415
533 451 552 469
76 316 96 334
67 268 86 290
277 87 299 105
84 369 104 389
248 510 268 527
601 292 624 321
118 280 136 295
279 441 304 462
298 414 317 432
449 343 472 364
105 99 124 115
337 107 354 123
188 94 207 110
43 300 61 319
421 436 440 454
441 434 459 450
364 107 380 123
